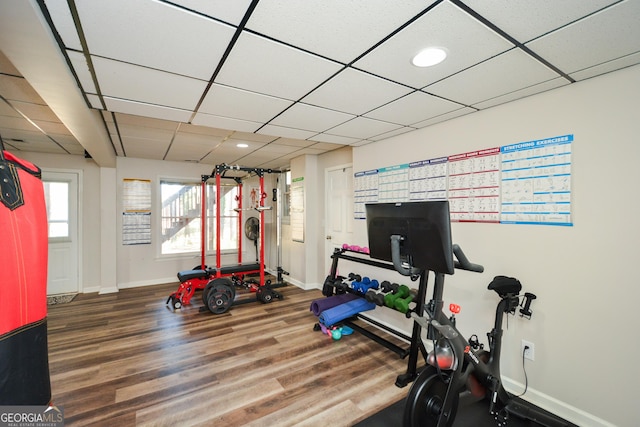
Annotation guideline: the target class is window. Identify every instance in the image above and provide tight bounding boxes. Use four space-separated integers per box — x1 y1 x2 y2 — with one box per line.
160 180 238 255
44 181 69 239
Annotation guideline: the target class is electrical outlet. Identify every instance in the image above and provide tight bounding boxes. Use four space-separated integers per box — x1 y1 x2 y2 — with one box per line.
522 340 534 361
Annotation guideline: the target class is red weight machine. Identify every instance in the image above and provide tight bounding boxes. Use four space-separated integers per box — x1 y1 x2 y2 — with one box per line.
167 164 285 313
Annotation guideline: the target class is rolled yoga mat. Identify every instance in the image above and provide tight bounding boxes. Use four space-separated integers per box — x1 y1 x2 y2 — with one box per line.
310 292 360 316
318 298 376 327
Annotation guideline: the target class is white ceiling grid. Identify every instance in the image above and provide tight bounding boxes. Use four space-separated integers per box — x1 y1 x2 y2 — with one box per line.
0 0 638 168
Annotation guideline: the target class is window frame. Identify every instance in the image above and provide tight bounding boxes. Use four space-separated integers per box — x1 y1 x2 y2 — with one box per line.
158 178 239 257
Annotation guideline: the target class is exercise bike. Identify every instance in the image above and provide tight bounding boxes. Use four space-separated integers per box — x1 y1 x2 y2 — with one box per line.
401 244 568 427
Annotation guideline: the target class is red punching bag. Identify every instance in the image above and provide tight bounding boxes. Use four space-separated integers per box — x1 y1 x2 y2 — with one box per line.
0 143 51 405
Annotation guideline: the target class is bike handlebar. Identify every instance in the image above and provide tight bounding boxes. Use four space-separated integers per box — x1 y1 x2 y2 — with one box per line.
453 244 484 273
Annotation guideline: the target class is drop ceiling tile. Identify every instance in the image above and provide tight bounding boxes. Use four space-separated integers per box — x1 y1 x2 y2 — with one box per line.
104 97 193 123
168 0 254 25
411 107 476 128
229 132 278 143
351 140 374 147
215 31 343 100
257 124 317 140
76 0 235 80
58 142 85 156
87 94 102 109
234 151 286 166
0 101 20 117
308 133 361 145
67 50 96 93
114 113 180 130
302 68 413 115
307 141 345 151
200 151 241 165
268 138 315 148
192 112 262 133
223 140 268 151
473 77 570 110
247 0 432 63
425 49 560 106
120 135 170 160
10 101 60 122
270 103 354 132
165 132 225 162
368 126 417 142
116 123 175 142
53 136 84 154
44 0 82 50
364 91 463 126
34 120 71 134
0 51 20 75
570 52 640 81
526 1 640 75
178 123 234 138
353 1 513 88
0 75 45 103
0 115 38 132
1 129 47 144
259 143 303 155
463 0 619 43
326 117 404 139
94 57 207 111
198 84 293 122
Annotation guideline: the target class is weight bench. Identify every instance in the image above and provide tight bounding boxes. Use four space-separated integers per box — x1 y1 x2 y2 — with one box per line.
176 263 261 284
168 263 262 309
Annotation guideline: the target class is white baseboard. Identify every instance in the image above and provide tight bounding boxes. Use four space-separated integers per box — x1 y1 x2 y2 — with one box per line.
118 277 177 290
98 286 119 295
502 377 616 427
283 276 320 290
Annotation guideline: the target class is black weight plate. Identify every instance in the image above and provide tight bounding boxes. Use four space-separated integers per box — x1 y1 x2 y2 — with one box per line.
202 277 235 306
256 287 274 303
206 283 234 314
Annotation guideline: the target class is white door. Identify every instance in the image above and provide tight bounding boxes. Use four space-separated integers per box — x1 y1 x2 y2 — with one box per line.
43 171 79 295
324 165 354 275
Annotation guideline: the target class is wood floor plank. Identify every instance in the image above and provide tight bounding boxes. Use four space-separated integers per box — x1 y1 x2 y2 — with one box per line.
47 282 410 426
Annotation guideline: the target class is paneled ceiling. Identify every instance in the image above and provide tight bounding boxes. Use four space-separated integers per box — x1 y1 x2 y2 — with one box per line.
1 0 639 168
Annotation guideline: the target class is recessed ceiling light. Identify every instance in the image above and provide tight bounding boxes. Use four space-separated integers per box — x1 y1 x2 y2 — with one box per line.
412 47 447 67
236 143 248 148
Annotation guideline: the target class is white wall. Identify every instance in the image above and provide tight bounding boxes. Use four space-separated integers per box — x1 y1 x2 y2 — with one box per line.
115 157 283 288
18 152 103 292
352 65 640 427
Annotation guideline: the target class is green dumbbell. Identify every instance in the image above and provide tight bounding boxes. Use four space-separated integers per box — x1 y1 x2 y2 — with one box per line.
384 285 410 308
394 290 417 314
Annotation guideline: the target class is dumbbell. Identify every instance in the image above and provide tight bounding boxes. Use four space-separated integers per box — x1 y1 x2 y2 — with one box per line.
334 277 349 293
365 288 378 303
364 288 387 305
381 281 399 293
356 279 379 293
348 272 362 282
384 285 410 308
394 290 417 314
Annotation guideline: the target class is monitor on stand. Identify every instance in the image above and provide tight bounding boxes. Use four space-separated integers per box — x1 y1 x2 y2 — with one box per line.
365 201 454 275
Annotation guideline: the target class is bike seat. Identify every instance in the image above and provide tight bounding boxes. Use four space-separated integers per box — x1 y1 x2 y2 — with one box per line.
488 275 522 297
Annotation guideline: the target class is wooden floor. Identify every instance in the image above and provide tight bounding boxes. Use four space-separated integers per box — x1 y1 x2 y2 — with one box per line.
47 283 410 426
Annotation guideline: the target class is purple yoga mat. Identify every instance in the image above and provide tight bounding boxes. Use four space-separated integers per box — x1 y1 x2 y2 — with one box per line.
310 293 360 316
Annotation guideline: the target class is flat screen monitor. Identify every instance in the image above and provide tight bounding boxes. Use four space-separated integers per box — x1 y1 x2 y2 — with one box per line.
365 201 454 274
